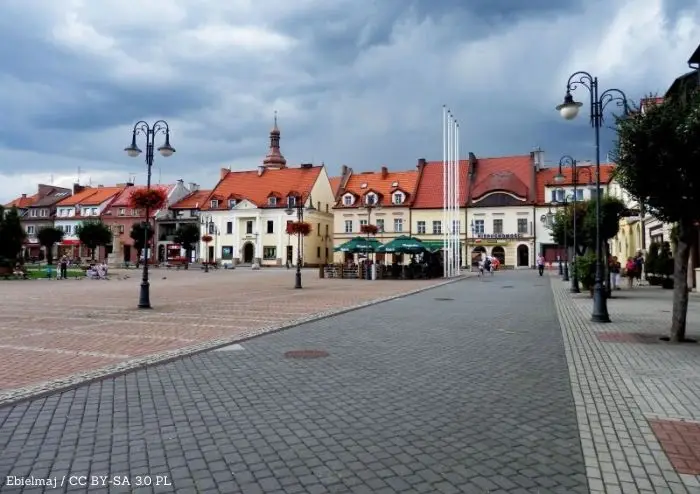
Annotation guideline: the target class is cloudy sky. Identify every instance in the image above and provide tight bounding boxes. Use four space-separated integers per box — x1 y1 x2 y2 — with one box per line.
0 0 698 202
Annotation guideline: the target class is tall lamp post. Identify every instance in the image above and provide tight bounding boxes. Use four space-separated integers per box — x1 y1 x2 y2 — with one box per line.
551 190 571 282
364 199 380 280
556 71 629 323
124 121 176 309
200 214 213 273
555 157 594 293
286 194 315 289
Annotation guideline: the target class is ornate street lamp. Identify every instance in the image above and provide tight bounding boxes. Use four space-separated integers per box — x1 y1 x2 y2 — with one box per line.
286 194 315 289
556 72 629 323
199 215 214 273
124 120 175 309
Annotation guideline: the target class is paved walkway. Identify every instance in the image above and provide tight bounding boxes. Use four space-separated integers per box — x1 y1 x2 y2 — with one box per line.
550 277 700 493
0 269 445 405
0 271 587 493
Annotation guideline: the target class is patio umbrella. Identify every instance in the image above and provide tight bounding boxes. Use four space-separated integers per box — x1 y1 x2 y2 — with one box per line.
377 236 427 254
334 236 383 253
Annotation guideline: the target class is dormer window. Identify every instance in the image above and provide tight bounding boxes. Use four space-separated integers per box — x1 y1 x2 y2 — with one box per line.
268 196 277 206
365 193 377 205
392 192 404 204
228 199 237 208
118 208 125 216
210 200 219 209
343 194 354 206
287 196 296 208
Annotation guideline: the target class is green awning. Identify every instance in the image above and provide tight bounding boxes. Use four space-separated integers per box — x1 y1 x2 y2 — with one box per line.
421 240 464 252
334 236 383 253
377 236 428 254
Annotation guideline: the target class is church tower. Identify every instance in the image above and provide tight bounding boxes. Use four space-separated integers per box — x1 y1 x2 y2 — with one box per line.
262 111 287 169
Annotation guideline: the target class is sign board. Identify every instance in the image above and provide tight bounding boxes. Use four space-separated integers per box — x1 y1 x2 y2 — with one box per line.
474 233 523 239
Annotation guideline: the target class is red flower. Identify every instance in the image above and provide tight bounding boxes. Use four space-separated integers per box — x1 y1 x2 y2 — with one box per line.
201 235 213 243
360 224 379 235
129 188 167 210
286 221 312 236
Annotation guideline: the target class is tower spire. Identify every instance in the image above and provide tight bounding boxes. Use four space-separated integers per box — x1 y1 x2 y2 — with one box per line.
263 110 287 169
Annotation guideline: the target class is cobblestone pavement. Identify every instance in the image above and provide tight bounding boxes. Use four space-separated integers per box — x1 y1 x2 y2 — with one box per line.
0 269 445 402
550 277 700 493
0 271 587 493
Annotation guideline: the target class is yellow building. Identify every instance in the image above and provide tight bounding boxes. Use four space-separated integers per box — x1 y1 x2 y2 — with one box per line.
332 163 421 262
196 120 335 267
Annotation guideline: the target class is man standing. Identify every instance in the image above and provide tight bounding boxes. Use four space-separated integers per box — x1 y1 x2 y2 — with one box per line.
59 256 68 280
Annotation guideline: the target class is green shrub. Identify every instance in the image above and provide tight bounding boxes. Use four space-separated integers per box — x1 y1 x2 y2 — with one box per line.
574 252 597 289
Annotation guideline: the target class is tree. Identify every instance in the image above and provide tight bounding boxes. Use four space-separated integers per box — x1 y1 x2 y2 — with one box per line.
550 196 626 254
37 226 64 265
613 88 700 342
129 221 154 263
173 223 200 269
76 220 112 260
0 206 26 264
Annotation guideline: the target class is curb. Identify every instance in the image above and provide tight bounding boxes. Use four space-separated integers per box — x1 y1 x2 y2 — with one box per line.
0 275 471 409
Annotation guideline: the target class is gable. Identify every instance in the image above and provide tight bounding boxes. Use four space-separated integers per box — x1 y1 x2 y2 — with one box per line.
472 192 527 207
233 199 257 210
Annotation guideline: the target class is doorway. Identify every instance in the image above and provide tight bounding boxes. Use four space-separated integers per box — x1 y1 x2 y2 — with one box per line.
491 246 506 265
208 246 215 263
123 245 131 263
286 245 293 264
471 246 486 267
243 242 255 263
517 244 529 267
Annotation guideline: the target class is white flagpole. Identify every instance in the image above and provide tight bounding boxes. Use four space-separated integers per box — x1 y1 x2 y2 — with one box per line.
442 106 447 278
451 118 457 277
456 122 461 275
446 111 452 277
449 114 455 277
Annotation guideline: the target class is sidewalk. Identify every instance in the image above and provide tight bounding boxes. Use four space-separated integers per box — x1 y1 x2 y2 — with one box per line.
551 278 700 493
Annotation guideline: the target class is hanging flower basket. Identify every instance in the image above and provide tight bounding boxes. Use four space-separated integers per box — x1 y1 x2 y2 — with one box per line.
201 235 213 243
129 188 167 210
286 221 312 236
360 224 379 235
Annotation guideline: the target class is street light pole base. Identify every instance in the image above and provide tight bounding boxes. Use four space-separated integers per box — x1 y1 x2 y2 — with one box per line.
591 284 610 322
138 282 151 309
294 271 302 289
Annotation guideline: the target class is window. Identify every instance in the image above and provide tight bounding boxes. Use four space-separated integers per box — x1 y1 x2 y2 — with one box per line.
575 189 584 201
589 187 604 200
474 219 484 234
317 247 321 258
287 196 296 208
268 197 277 206
493 219 503 234
221 246 233 260
432 221 441 234
26 225 35 234
40 209 47 217
226 222 233 234
30 209 37 217
365 193 377 205
344 220 353 233
317 201 321 211
325 204 329 213
343 194 353 206
267 220 274 234
394 218 403 232
263 247 276 260
452 220 461 234
517 218 528 234
417 221 426 234
376 219 384 232
210 200 219 208
246 221 253 234
317 223 320 236
66 225 73 234
550 189 565 202
118 225 125 234
360 219 368 227
133 209 141 216
91 208 97 215
393 192 404 204
228 199 237 208
118 208 126 216
325 247 329 259
325 224 329 237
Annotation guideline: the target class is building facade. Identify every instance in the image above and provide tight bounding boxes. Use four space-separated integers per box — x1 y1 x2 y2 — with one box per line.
196 120 336 267
332 163 421 263
159 186 210 262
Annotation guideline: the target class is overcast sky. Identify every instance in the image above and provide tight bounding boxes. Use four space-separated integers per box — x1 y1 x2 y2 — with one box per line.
0 0 698 202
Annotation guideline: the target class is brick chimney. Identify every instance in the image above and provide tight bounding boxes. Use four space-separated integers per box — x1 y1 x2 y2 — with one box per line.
220 167 230 180
188 182 199 192
73 183 85 194
417 158 426 169
381 166 388 179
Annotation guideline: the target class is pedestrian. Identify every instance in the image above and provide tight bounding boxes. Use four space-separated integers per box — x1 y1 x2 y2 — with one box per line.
625 257 636 288
537 254 545 276
60 256 68 280
610 256 621 290
634 251 644 286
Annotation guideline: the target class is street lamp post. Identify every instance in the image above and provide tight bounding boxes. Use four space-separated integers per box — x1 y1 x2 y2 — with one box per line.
124 121 176 309
540 206 556 267
364 200 380 280
286 194 315 289
200 215 213 273
470 220 475 272
556 72 628 323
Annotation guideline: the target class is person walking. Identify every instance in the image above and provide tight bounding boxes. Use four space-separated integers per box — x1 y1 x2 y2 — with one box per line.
537 254 545 276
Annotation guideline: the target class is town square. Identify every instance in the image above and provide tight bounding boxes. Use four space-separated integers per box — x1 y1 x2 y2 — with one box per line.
2 1 700 493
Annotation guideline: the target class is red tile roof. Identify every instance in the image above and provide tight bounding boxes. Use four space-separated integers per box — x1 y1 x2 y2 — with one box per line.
412 161 469 208
4 194 38 209
535 164 615 204
468 155 533 203
170 190 212 210
336 168 419 208
56 187 123 207
329 177 342 196
110 185 174 207
201 166 323 210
